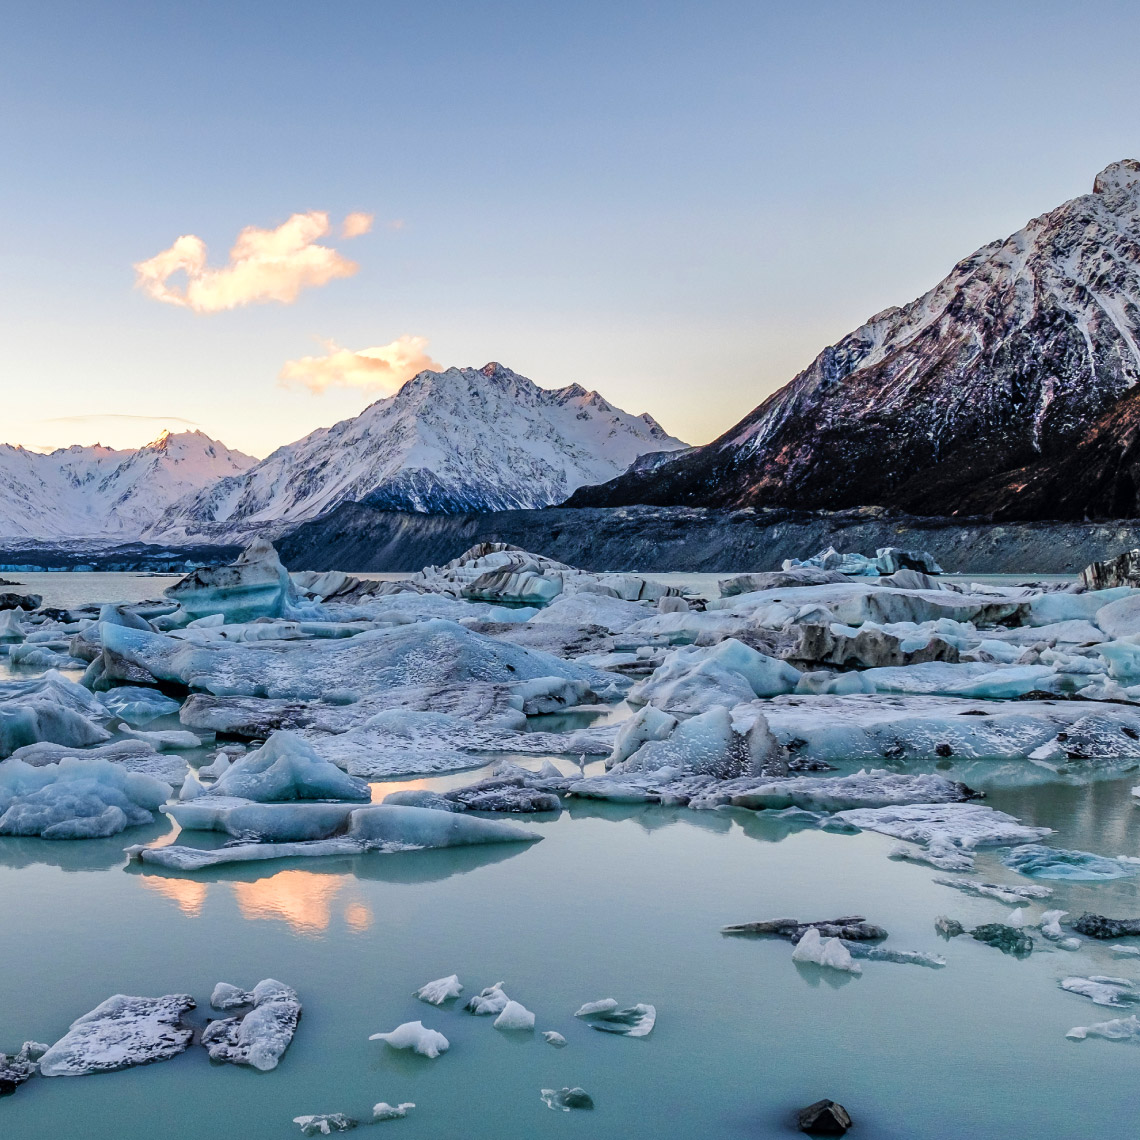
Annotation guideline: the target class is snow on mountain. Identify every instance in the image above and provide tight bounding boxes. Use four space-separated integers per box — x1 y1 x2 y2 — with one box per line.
153 363 687 540
569 159 1140 518
0 430 257 540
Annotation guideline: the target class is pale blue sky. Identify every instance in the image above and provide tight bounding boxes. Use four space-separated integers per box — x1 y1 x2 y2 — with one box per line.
2 1 1139 457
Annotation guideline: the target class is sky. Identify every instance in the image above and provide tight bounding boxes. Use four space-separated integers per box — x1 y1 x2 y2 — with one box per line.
3 0 1140 459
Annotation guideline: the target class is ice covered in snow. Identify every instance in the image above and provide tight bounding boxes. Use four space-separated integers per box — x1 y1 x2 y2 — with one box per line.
628 639 801 716
467 983 510 1015
543 1031 567 1047
369 1021 449 1059
205 731 370 802
493 1000 535 1030
415 976 463 1006
0 756 171 839
129 804 541 869
201 979 301 1071
791 927 861 974
372 1102 415 1122
1002 844 1140 881
39 994 195 1076
294 1114 357 1135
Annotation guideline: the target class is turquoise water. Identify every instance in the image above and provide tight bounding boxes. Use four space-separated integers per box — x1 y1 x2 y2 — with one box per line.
3 575 1140 1139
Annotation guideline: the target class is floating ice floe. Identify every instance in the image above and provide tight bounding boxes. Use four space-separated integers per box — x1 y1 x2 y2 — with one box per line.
1066 1014 1140 1042
11 739 189 786
165 538 294 622
0 672 112 759
466 983 510 1015
721 916 887 941
543 1031 567 1047
931 878 1053 904
294 1113 358 1135
0 1042 47 1095
129 804 542 869
0 756 172 839
1002 844 1140 881
372 1102 415 1121
574 1000 656 1036
98 686 181 725
415 975 463 1006
791 927 862 973
369 1021 448 1059
204 731 370 802
970 924 1033 956
202 979 301 1071
706 770 976 813
1072 914 1140 939
119 726 204 751
845 945 946 968
1061 977 1136 1007
493 1000 535 1031
39 994 196 1076
541 1087 594 1111
1113 945 1140 958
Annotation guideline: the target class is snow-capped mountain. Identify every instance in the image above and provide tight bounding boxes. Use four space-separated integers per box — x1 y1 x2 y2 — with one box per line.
154 363 686 540
569 159 1140 517
0 430 257 540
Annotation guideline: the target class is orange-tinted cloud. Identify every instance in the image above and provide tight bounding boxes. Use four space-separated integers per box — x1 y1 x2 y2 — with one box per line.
341 211 374 238
134 212 366 312
280 335 441 395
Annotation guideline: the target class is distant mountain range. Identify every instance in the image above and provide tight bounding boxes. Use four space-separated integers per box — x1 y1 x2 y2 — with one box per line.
0 431 255 540
0 365 686 541
569 159 1140 520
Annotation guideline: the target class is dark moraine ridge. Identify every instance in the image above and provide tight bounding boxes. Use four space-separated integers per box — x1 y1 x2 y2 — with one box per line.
275 501 1140 574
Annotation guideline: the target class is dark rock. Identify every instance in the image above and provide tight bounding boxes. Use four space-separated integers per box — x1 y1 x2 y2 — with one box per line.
797 1099 853 1135
971 923 1034 956
1072 913 1140 939
935 916 965 938
790 622 960 670
721 916 887 941
1080 551 1140 590
0 593 41 611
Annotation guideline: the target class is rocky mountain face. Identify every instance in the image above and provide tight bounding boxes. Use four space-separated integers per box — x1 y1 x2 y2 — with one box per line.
568 160 1140 519
154 363 686 541
0 431 256 540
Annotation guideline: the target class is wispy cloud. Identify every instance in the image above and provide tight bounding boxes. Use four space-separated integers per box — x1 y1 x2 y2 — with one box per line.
134 212 366 312
43 413 199 426
279 336 441 395
341 211 374 238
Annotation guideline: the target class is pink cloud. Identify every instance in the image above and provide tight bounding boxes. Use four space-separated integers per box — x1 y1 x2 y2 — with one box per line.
134 212 366 312
341 211 374 238
279 336 441 394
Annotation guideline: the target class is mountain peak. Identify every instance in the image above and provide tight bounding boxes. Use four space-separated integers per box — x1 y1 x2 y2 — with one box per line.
1093 159 1140 197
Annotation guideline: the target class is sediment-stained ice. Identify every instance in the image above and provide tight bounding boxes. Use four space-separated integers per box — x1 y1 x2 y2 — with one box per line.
294 1114 357 1135
467 983 510 1015
201 979 301 1071
415 976 463 1006
39 994 195 1076
932 878 1053 904
165 538 293 622
708 770 975 813
369 1021 448 1059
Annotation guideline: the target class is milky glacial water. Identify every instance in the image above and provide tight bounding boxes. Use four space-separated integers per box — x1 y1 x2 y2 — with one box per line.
3 574 1140 1140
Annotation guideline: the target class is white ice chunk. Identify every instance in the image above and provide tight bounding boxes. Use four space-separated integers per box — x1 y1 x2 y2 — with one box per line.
493 1000 535 1030
543 1031 568 1047
372 1103 415 1122
791 927 861 974
99 686 181 725
369 1020 449 1059
207 730 370 802
415 975 463 1006
466 983 510 1015
1067 1013 1140 1042
1061 977 1136 1007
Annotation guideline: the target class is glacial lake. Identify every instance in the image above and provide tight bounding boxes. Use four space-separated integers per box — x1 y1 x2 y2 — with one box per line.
3 572 1140 1140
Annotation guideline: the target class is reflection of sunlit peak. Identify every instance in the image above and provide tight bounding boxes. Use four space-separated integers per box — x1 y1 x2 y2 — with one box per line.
344 901 373 932
230 870 346 935
140 874 208 917
370 778 434 803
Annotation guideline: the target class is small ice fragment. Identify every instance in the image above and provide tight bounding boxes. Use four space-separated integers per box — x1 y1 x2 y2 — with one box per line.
198 753 233 779
294 1113 358 1135
935 916 965 938
791 927 861 974
543 1031 567 1047
541 1087 594 1111
1008 908 1029 927
586 1004 656 1036
1061 977 1136 1007
210 982 252 1009
372 1103 414 1122
466 983 509 1015
414 975 462 1006
493 1000 535 1031
369 1021 449 1059
1066 1013 1140 1041
201 979 300 1071
1112 945 1140 958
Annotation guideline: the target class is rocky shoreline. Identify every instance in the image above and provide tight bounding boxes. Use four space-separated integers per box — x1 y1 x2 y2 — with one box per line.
274 501 1140 574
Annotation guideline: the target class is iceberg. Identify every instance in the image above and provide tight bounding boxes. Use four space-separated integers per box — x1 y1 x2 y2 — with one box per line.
931 878 1053 904
1002 844 1140 881
576 1002 656 1036
205 731 371 802
715 770 975 813
294 1114 357 1135
791 927 861 974
542 1031 567 1047
201 979 301 1071
165 538 293 622
1061 977 1136 1007
369 1021 448 1059
39 994 195 1076
493 1000 535 1031
541 1087 594 1111
372 1102 415 1121
466 983 510 1015
0 672 113 759
1066 1014 1140 1042
415 975 463 1006
99 686 181 725
128 804 541 869
0 756 171 839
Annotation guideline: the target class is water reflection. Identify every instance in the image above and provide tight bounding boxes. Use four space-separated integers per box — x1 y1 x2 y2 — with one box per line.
0 819 172 872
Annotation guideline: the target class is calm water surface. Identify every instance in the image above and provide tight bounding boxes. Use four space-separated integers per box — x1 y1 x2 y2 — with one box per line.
1 573 1136 1140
